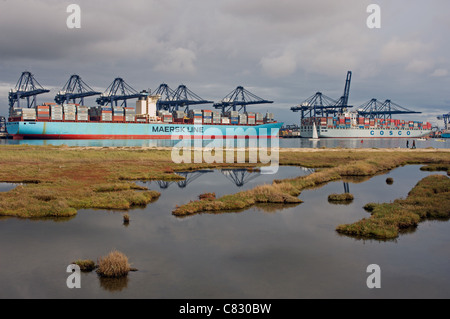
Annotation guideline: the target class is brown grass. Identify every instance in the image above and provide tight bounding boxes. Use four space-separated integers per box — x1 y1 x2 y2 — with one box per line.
337 175 450 239
72 259 97 272
328 193 354 202
173 148 450 216
199 192 216 201
96 250 131 278
0 146 449 220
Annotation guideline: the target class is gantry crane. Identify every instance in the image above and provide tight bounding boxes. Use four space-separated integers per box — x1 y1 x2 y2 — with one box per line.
154 84 212 113
213 86 273 114
8 71 50 112
291 71 353 120
357 98 421 119
54 75 101 105
96 78 148 107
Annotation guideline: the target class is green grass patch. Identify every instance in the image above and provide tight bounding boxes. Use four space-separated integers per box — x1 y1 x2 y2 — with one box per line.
337 175 450 239
328 193 354 202
1 146 449 219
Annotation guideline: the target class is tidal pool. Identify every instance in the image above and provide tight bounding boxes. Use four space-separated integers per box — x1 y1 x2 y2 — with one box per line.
0 183 18 192
0 165 448 299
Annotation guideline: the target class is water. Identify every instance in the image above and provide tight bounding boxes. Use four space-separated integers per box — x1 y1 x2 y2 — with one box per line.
1 137 449 149
0 165 448 298
0 183 18 192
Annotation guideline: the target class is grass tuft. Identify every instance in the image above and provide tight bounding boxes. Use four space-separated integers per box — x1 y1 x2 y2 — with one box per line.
96 250 131 278
72 259 97 272
328 193 354 202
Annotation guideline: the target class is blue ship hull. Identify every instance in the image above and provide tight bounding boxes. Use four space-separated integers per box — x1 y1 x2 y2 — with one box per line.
6 121 283 140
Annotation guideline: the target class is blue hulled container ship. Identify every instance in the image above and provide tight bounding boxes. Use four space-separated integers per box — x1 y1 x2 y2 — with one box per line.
5 72 281 140
6 96 282 140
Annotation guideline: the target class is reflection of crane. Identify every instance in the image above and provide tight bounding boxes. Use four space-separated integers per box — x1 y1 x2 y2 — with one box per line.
157 180 171 189
54 75 101 105
221 168 261 187
152 170 214 189
8 71 50 112
176 170 214 188
343 182 350 193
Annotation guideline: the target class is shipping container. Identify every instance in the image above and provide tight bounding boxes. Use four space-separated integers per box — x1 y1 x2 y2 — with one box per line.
239 114 247 125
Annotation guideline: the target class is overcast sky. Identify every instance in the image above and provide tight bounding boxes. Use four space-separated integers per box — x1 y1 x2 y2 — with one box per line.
0 0 449 127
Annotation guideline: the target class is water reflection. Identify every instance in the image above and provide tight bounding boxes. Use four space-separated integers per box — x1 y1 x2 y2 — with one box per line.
146 169 215 189
343 182 350 194
98 276 129 292
3 137 449 149
142 168 286 189
157 167 314 189
0 165 449 298
0 183 19 192
221 169 261 187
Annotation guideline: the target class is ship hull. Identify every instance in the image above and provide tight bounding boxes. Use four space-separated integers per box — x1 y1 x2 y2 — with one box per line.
301 127 432 138
6 121 282 140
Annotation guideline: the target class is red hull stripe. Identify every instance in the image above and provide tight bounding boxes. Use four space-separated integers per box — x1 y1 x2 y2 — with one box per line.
14 134 276 140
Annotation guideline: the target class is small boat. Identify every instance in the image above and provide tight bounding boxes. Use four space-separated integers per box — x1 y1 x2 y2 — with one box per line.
435 139 446 142
309 122 320 141
417 138 427 141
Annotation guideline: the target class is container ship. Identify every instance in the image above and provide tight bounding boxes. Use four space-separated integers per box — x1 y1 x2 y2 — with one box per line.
437 113 450 138
5 72 281 140
6 97 281 140
299 112 432 139
292 71 432 139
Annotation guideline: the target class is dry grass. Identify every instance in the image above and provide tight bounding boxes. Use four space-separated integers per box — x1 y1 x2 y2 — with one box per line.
96 250 131 278
337 175 450 239
199 192 216 201
328 193 354 202
0 145 449 221
173 148 450 217
173 183 302 216
72 259 97 272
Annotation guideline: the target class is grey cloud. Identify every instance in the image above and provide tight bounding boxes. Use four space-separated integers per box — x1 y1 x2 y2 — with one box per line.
0 0 449 127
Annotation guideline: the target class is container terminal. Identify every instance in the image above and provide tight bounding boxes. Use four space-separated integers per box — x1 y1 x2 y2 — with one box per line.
1 71 442 140
4 72 280 140
290 71 433 138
